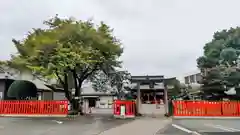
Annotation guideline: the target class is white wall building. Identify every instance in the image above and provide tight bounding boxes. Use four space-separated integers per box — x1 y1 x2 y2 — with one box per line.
178 70 202 92
0 67 115 108
181 70 202 85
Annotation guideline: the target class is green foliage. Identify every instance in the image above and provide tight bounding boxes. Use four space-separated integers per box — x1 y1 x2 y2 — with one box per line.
197 27 240 98
9 15 122 78
7 80 37 100
165 78 181 97
0 61 7 71
91 71 110 93
3 15 124 110
200 68 225 95
108 70 131 92
91 70 130 98
0 61 6 66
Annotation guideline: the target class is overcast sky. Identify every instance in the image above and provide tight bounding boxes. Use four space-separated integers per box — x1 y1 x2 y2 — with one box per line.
1 0 240 80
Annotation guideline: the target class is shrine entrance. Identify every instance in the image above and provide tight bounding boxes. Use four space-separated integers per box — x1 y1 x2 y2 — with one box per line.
141 89 164 104
130 75 176 116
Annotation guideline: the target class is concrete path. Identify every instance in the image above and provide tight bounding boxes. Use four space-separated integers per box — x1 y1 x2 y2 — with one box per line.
175 119 240 132
160 118 240 135
0 114 133 135
99 117 171 135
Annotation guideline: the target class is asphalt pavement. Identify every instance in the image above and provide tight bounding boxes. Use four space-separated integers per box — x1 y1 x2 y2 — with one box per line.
0 114 134 135
158 119 240 135
4 107 240 135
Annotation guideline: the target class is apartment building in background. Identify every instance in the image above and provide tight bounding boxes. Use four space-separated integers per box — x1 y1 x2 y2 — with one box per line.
184 70 202 84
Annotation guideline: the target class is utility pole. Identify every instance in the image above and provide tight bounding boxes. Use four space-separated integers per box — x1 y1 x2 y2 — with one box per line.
136 82 141 115
164 82 169 115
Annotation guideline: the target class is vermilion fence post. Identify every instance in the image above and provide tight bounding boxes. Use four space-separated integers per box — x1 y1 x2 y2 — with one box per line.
113 100 135 118
0 100 68 117
204 101 221 116
222 101 239 116
173 100 240 117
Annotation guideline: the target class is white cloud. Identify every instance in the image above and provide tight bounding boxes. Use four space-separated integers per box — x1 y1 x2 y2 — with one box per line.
1 0 240 78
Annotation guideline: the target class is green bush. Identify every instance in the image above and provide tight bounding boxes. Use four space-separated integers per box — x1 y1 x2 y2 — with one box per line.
7 80 37 100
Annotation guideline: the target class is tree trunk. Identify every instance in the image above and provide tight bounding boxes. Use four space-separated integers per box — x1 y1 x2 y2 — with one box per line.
71 70 80 113
77 79 83 115
60 72 77 114
71 99 79 112
71 67 98 114
72 69 84 115
63 74 73 108
56 71 80 114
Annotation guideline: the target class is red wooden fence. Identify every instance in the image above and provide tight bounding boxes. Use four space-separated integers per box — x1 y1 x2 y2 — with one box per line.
113 100 136 117
0 100 68 116
173 100 240 117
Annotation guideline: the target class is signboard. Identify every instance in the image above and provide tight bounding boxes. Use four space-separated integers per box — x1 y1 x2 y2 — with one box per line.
120 106 125 116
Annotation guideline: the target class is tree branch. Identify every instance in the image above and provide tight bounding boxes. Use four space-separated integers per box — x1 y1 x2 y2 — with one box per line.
32 74 49 83
79 63 101 82
79 67 91 81
44 84 58 91
56 71 65 86
80 65 99 81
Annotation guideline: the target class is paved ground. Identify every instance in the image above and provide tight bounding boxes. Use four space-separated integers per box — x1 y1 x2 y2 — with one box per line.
99 117 171 135
139 104 166 118
91 108 113 114
158 119 240 135
0 105 167 135
0 114 133 135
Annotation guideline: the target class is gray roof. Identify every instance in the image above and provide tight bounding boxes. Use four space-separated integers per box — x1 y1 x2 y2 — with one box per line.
131 75 165 83
0 73 15 79
130 83 165 89
81 84 113 94
129 82 174 90
31 81 52 91
131 75 164 79
0 73 51 91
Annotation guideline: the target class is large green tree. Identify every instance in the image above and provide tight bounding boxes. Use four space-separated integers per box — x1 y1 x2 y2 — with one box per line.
165 78 181 98
4 15 123 112
197 27 240 99
91 70 131 99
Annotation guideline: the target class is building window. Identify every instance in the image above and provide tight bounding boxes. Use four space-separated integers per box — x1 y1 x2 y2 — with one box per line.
184 76 190 84
196 73 202 83
190 75 195 83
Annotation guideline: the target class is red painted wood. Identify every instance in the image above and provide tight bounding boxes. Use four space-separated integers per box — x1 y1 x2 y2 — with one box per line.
0 100 68 115
173 100 240 117
113 100 136 116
